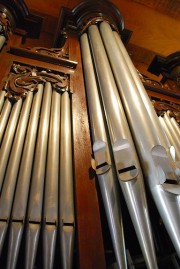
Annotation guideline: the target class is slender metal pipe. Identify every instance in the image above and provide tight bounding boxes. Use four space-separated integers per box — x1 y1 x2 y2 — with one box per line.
0 98 22 191
170 115 180 137
113 31 171 150
43 89 61 269
60 91 75 269
159 116 180 161
0 92 33 253
25 82 52 269
0 98 12 143
6 85 43 269
164 112 180 156
99 21 180 257
88 24 157 269
81 33 127 269
0 90 6 113
0 35 6 50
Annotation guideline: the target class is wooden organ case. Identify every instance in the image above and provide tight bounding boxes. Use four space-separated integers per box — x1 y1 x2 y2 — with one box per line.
0 0 179 269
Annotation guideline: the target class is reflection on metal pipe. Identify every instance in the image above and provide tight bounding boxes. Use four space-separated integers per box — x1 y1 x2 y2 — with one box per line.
43 89 61 269
60 91 75 269
81 33 127 269
0 92 33 254
0 91 6 113
113 31 171 150
0 98 22 191
0 98 12 143
7 85 43 269
88 24 157 269
99 21 180 257
0 35 5 50
164 112 180 157
159 116 180 161
25 82 52 269
170 115 180 137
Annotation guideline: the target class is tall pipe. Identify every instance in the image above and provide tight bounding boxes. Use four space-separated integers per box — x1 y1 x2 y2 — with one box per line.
43 89 61 269
0 92 33 254
0 98 22 191
60 91 75 269
170 116 180 137
0 98 12 143
0 35 6 50
88 24 157 269
113 31 171 150
81 33 127 269
6 85 43 269
0 90 6 113
99 21 180 257
25 82 52 269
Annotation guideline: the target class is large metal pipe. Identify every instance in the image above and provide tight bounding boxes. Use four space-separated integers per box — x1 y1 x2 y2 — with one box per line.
60 91 75 269
113 31 171 151
164 112 180 157
0 90 6 113
0 98 12 143
88 24 157 269
99 21 180 257
6 85 43 269
159 116 180 161
0 98 22 191
81 33 127 269
170 115 180 137
0 35 6 50
25 82 52 269
43 89 61 269
0 92 33 254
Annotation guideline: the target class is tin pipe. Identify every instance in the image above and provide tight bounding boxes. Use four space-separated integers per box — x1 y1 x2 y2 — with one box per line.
113 31 171 150
60 91 75 269
0 35 6 50
43 89 61 269
164 112 180 156
0 92 33 253
25 82 52 269
159 116 180 161
170 116 180 137
0 98 12 143
88 24 157 269
0 90 6 113
6 85 43 269
81 33 127 269
0 98 22 191
99 21 180 257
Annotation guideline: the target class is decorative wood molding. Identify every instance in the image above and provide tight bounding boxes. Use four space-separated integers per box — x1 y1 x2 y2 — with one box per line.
53 0 125 47
4 62 69 102
0 0 43 38
10 46 78 69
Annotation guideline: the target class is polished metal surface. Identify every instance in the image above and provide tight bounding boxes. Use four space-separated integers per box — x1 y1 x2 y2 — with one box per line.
60 91 75 269
81 33 127 269
170 116 180 137
0 90 5 112
88 24 157 269
99 21 180 257
43 89 61 269
0 98 22 190
0 98 11 143
25 82 52 269
6 85 43 269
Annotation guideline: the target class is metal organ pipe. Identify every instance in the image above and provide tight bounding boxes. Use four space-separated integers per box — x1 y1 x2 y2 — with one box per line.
60 91 75 269
81 33 127 269
0 90 6 112
0 98 12 144
88 24 157 269
99 21 180 257
170 115 180 137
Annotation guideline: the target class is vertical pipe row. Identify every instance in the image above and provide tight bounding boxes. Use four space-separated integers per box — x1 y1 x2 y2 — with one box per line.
88 24 157 269
25 82 52 269
81 33 127 269
99 21 180 257
6 84 43 269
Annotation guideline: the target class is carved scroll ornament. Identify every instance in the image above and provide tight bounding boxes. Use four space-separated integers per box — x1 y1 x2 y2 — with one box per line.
4 63 69 102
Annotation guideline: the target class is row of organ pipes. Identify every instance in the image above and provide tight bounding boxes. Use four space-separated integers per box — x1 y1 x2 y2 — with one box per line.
0 2 179 268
